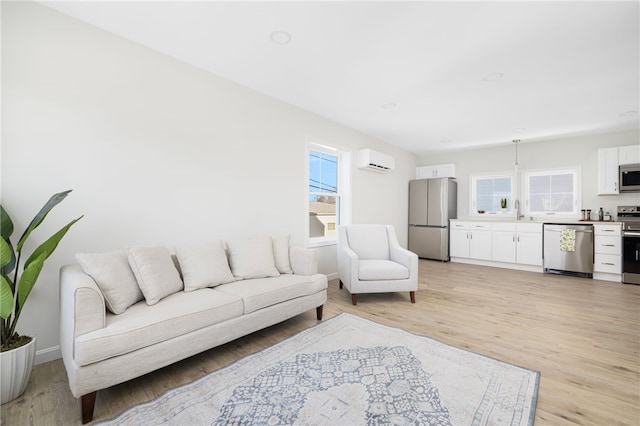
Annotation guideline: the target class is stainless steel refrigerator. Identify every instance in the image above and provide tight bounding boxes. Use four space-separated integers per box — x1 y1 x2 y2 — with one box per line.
408 178 457 261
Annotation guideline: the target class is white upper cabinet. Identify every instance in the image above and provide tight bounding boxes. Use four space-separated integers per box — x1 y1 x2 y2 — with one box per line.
416 164 456 179
619 145 640 165
597 147 619 195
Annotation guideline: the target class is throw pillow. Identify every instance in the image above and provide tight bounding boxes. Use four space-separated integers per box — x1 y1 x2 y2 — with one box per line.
174 241 235 291
272 236 293 274
226 237 280 280
76 249 144 314
126 245 183 305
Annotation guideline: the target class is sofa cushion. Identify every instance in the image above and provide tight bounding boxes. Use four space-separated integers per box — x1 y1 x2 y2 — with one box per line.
74 289 243 366
76 250 143 315
346 226 390 260
358 259 410 281
126 246 183 305
174 241 235 291
272 236 293 274
215 274 327 314
226 237 280 279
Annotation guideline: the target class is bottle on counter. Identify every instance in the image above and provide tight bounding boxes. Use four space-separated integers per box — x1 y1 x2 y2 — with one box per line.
581 209 586 221
587 209 592 220
598 207 604 221
604 211 611 221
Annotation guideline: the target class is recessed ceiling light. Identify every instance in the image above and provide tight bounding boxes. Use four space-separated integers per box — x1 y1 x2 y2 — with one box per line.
382 102 397 110
619 110 638 117
270 31 291 45
513 128 525 133
483 72 504 82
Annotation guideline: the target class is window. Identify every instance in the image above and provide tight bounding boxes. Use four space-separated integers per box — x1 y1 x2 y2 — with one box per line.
471 174 513 214
307 143 350 244
524 169 579 216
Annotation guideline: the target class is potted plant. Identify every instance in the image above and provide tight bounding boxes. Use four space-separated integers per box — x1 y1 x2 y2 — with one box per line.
1 190 82 404
500 198 508 212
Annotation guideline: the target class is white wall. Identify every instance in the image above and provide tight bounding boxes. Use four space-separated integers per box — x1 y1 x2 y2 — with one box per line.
1 2 416 363
419 130 640 220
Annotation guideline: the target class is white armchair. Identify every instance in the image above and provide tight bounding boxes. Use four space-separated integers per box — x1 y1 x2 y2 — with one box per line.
337 224 419 305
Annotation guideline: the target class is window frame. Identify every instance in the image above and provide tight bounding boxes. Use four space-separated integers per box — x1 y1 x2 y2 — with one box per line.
306 141 351 247
523 167 581 218
469 172 515 217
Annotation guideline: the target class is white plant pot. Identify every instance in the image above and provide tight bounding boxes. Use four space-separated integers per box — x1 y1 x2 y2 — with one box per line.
0 337 36 404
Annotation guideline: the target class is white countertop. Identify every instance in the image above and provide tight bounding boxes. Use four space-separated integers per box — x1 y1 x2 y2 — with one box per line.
450 217 621 225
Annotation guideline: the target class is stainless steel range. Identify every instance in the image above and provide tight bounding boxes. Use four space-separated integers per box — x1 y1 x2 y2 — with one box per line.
618 205 640 285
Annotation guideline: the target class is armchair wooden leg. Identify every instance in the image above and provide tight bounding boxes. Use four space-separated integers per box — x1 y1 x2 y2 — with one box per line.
351 294 357 305
81 391 97 424
316 305 323 320
410 291 416 303
339 280 343 289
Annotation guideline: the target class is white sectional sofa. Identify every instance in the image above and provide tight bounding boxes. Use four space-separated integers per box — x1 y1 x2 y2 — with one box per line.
59 237 327 423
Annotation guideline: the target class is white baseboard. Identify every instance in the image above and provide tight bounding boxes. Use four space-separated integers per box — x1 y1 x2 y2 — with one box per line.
326 272 338 281
593 272 622 282
36 345 61 365
450 257 543 273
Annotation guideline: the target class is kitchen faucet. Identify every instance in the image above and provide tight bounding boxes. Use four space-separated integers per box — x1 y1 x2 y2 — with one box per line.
514 199 524 220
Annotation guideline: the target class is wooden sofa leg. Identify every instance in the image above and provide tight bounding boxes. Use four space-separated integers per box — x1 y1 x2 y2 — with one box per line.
81 391 97 424
339 280 343 289
316 305 324 320
351 294 357 305
410 291 416 303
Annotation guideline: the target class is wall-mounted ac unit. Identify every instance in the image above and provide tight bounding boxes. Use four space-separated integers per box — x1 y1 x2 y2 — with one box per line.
357 149 395 173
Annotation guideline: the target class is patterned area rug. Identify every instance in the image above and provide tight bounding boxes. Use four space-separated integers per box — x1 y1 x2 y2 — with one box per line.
98 313 539 425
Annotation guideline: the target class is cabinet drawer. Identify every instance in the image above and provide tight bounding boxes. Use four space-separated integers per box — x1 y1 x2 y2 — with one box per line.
516 223 542 233
594 254 621 274
450 221 491 230
594 224 621 236
595 236 621 255
492 222 516 232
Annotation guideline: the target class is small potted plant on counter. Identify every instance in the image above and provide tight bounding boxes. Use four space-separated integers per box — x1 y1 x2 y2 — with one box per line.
1 190 82 404
501 198 508 213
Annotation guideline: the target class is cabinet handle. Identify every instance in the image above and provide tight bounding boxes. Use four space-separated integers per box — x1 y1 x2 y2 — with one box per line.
513 236 516 242
601 262 615 266
603 229 614 232
602 244 616 247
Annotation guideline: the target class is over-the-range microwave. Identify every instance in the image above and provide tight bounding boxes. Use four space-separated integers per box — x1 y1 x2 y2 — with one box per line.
619 163 640 192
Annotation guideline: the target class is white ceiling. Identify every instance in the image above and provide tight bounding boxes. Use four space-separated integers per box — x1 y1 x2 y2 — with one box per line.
41 1 639 155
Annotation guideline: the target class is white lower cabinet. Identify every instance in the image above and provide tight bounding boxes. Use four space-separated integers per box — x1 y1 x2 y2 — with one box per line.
593 224 622 280
490 222 542 266
515 223 543 266
451 220 542 270
450 222 491 260
492 228 516 263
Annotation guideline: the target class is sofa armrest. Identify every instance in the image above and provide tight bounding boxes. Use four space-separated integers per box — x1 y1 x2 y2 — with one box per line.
60 264 106 360
289 247 318 276
337 243 360 287
389 244 419 276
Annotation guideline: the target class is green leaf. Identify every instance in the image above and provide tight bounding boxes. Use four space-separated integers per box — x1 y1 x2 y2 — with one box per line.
1 237 13 270
16 190 72 253
16 251 45 310
23 216 83 270
0 275 14 319
0 205 14 240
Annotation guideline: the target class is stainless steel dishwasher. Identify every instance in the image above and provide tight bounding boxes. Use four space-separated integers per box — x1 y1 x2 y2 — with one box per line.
543 223 594 278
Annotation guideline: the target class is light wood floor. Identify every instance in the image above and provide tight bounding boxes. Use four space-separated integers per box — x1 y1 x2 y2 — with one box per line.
2 261 639 425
